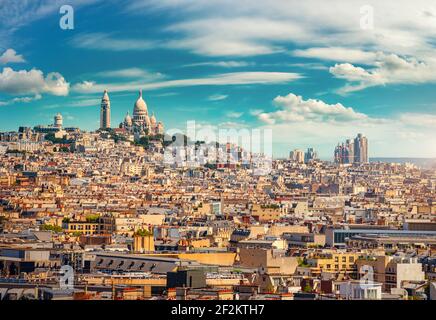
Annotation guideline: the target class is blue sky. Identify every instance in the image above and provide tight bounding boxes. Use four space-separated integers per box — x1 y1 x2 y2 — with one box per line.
0 0 436 159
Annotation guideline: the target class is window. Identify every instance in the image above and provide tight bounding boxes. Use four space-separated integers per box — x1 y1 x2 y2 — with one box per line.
342 257 346 262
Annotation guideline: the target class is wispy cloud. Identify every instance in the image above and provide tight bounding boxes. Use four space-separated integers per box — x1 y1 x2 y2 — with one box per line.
183 61 253 68
73 71 302 93
70 33 157 51
207 94 228 101
226 111 243 118
0 94 41 106
95 68 165 80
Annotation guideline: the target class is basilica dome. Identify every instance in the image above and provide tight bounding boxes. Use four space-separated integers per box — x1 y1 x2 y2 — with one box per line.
144 114 151 126
133 89 148 116
150 113 156 125
124 112 132 126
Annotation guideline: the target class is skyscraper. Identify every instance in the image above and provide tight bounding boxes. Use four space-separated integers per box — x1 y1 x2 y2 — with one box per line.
334 134 368 164
354 133 368 163
290 149 304 163
304 148 318 163
100 90 111 129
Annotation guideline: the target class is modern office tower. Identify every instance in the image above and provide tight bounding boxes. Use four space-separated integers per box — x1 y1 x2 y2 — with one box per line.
100 90 111 129
304 148 318 163
335 143 346 164
54 113 63 128
354 133 368 163
290 149 305 163
335 134 368 164
345 139 354 164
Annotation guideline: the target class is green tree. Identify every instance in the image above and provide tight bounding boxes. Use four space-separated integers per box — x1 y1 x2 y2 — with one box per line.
303 283 313 293
85 214 100 223
134 228 153 237
40 224 63 233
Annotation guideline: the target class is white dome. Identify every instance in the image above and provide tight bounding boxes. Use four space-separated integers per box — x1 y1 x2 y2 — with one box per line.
124 112 132 125
133 89 148 115
150 113 156 125
144 114 151 126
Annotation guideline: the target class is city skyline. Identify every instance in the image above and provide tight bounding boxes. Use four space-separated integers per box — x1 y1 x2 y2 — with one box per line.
0 1 436 159
0 1 435 305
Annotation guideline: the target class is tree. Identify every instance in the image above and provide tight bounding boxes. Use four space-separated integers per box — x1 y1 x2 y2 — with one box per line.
134 228 153 237
135 136 150 149
303 283 313 293
0 216 8 231
40 224 63 233
45 133 70 144
85 214 100 223
297 258 310 267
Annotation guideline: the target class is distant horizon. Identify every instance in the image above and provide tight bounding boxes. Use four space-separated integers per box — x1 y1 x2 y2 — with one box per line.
2 120 436 160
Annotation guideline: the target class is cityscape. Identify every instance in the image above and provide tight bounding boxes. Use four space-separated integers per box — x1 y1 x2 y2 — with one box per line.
0 0 435 307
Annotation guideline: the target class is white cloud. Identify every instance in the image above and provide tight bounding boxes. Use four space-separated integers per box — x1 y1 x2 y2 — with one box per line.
96 68 165 80
74 81 95 91
164 17 307 56
124 0 436 94
43 97 100 109
258 93 369 124
183 61 253 68
208 94 228 101
400 113 436 127
70 33 157 51
253 92 436 157
249 109 264 116
226 111 243 118
0 94 41 106
0 0 101 28
0 67 69 96
0 49 25 64
0 1 102 49
329 53 436 94
73 71 301 93
127 0 436 58
293 47 377 64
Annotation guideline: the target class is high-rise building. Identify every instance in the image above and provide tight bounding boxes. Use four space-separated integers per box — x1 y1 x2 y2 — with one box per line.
304 148 318 163
290 149 304 163
345 139 354 164
100 90 111 129
334 134 368 164
354 133 368 163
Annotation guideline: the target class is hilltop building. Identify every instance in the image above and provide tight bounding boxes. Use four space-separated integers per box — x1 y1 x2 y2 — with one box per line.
119 90 164 138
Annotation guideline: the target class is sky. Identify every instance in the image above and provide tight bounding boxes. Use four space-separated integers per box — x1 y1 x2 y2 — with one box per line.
0 0 435 159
